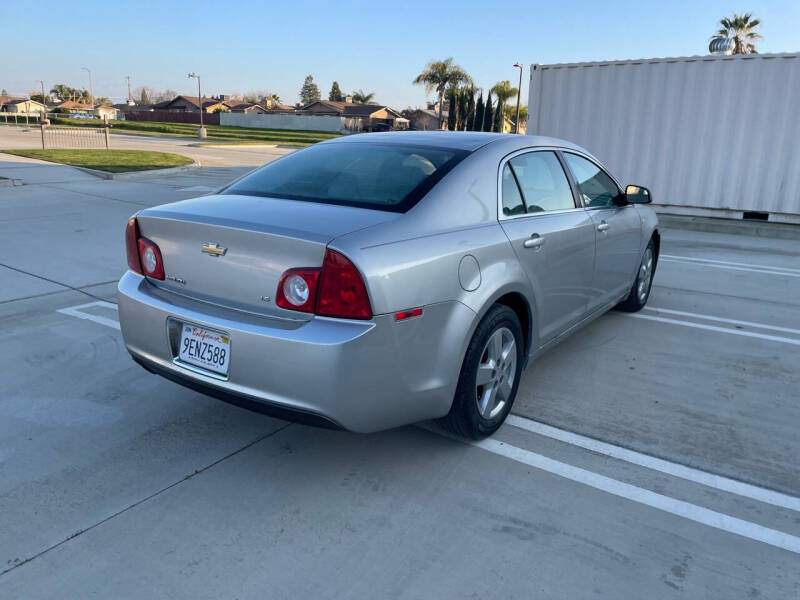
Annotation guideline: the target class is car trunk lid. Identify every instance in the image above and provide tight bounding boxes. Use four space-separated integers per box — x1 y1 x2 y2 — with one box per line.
135 194 398 318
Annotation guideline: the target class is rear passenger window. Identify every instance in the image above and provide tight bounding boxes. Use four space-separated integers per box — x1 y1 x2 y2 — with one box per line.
507 152 575 213
501 164 525 216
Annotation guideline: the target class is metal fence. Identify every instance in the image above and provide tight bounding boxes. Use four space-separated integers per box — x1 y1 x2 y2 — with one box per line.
40 122 110 149
0 111 41 126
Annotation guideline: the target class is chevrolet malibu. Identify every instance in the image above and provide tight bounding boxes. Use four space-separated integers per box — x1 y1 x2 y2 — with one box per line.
118 132 659 438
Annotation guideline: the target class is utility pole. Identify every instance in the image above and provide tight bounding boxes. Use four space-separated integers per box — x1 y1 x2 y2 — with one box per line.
125 76 131 104
36 80 46 120
513 63 523 134
82 66 94 108
188 72 206 138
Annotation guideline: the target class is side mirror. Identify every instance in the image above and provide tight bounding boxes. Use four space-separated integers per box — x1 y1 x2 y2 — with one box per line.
625 184 652 204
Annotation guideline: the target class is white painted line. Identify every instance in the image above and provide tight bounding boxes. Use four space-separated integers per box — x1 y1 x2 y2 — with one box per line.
469 436 800 554
625 313 800 346
644 307 800 336
505 414 800 512
57 301 120 330
661 255 800 278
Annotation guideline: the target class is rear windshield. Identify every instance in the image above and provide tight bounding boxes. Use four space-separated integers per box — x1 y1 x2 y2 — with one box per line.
222 142 468 212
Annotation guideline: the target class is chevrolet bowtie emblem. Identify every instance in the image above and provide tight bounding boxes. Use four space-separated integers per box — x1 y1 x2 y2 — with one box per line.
201 243 227 257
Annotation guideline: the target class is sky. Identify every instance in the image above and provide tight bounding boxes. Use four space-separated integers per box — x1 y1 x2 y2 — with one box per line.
3 0 798 108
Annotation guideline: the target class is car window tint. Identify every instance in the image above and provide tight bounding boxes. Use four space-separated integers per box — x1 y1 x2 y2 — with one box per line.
223 142 468 213
563 153 620 208
501 164 526 216
508 152 575 213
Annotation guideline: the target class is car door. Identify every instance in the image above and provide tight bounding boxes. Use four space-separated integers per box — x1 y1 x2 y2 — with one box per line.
562 152 642 311
498 150 596 344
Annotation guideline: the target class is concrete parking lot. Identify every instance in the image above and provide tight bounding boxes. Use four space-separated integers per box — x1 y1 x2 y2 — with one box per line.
1 141 799 598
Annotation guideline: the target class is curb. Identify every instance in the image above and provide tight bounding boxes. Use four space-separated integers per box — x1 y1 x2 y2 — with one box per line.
74 162 200 180
658 214 800 241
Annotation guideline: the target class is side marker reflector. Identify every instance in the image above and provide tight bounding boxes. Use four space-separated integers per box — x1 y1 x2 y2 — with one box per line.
395 307 423 321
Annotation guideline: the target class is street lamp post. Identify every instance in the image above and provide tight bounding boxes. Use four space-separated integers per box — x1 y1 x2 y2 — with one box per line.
82 67 94 108
188 72 206 138
513 63 524 134
125 75 131 104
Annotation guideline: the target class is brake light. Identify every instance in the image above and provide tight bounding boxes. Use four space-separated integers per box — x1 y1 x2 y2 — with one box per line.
125 216 165 280
316 249 372 319
275 249 372 320
125 217 142 275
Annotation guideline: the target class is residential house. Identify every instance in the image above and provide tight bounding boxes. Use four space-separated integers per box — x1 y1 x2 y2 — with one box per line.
299 100 407 131
224 101 268 114
0 96 46 114
404 108 446 131
159 95 229 113
52 100 94 115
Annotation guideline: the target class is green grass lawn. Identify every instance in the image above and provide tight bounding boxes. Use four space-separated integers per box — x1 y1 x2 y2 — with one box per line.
48 117 339 146
2 149 194 173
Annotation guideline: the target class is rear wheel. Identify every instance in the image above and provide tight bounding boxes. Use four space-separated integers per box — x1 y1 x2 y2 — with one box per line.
617 239 655 312
439 304 523 439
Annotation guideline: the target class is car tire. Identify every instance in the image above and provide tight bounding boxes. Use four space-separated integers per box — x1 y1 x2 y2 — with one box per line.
616 239 656 313
439 304 524 439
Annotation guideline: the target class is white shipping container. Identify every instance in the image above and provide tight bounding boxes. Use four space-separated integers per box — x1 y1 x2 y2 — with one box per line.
527 53 800 222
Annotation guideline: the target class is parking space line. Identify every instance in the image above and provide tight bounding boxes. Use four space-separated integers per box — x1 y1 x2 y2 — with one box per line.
624 313 800 346
468 436 800 554
661 255 800 278
644 307 800 336
56 301 120 330
505 415 800 512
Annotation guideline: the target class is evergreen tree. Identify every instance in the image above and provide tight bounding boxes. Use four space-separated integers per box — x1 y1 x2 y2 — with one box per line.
299 75 320 106
446 87 457 130
483 94 494 132
328 81 344 101
457 88 469 130
473 93 484 131
464 88 476 131
493 102 504 132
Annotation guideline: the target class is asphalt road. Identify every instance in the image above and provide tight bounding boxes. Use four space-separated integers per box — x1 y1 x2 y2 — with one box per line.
1 142 799 599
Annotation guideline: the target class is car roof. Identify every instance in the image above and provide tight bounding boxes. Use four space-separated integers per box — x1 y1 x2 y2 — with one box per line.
323 130 590 155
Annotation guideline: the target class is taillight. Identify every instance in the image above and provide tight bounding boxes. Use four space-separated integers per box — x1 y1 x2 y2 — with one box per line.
276 268 319 313
138 237 165 280
316 249 372 320
125 216 165 280
275 249 372 320
125 217 142 275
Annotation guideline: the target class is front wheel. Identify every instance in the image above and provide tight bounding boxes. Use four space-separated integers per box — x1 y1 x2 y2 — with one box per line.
616 239 655 312
439 304 523 439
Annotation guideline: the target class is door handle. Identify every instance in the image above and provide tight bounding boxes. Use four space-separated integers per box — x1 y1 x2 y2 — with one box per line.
596 221 610 232
523 234 545 249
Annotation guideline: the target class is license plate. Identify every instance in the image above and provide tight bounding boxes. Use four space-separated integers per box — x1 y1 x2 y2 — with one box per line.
178 324 230 376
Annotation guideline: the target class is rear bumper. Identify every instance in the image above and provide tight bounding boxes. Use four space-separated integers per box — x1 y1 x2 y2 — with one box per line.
117 271 476 432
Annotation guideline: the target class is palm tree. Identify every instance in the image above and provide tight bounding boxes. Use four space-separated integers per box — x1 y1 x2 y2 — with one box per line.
490 80 518 133
351 90 376 104
413 57 472 128
710 12 763 54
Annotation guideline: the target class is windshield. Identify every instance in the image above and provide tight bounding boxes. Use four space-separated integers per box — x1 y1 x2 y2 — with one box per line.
222 142 468 212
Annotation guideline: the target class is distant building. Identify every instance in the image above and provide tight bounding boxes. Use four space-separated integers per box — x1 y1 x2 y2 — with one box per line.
224 101 268 114
404 108 446 131
0 96 46 114
299 100 407 131
159 95 229 113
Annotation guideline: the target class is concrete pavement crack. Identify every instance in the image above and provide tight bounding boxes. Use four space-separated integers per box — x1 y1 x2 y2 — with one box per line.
0 263 116 304
0 422 292 578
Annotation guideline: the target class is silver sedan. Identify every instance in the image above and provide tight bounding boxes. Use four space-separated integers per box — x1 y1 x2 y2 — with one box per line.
118 132 659 438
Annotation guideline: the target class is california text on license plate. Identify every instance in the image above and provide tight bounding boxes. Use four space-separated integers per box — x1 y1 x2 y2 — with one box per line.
178 324 230 375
